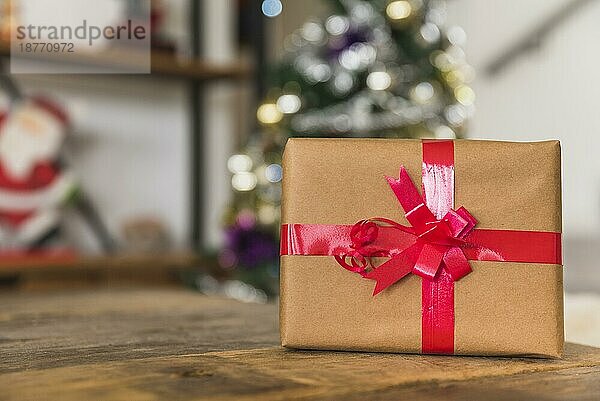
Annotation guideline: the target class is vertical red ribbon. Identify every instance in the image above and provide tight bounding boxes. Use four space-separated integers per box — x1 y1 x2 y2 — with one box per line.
421 140 455 354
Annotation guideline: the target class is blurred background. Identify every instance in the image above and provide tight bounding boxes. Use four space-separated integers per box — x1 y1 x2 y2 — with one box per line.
0 0 598 346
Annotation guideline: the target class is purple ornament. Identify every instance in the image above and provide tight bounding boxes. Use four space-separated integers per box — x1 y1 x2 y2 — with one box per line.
224 223 279 270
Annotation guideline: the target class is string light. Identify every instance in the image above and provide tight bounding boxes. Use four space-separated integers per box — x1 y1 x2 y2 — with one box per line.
265 164 283 183
412 82 434 103
306 63 332 83
386 1 412 20
444 70 464 88
454 85 475 106
339 43 376 71
434 125 456 139
257 103 283 124
432 51 453 71
301 21 324 42
350 2 373 24
325 15 349 36
419 23 440 44
227 154 253 174
261 0 282 18
447 26 467 47
339 50 361 71
332 71 354 94
445 104 467 126
277 94 301 114
232 172 258 192
367 71 392 91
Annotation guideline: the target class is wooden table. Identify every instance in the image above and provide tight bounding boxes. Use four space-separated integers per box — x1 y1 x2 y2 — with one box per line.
1 288 599 401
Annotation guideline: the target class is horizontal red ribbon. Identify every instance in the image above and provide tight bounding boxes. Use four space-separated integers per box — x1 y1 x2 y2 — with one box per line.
280 224 561 265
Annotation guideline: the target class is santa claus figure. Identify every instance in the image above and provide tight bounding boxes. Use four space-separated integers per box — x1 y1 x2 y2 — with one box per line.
0 97 76 251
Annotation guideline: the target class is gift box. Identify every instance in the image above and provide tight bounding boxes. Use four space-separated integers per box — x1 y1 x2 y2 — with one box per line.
279 138 563 358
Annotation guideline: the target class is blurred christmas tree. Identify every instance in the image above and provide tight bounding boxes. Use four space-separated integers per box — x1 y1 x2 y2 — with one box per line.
222 0 474 294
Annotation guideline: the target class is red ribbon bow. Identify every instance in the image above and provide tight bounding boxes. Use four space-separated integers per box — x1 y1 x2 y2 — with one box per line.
335 167 476 295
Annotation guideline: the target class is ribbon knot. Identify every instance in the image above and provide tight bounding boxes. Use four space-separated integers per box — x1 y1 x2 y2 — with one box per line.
335 166 477 295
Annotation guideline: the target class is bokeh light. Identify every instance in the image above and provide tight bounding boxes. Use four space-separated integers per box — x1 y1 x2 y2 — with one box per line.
257 103 283 124
445 104 467 126
386 1 412 20
325 15 350 36
261 0 282 18
265 164 283 183
276 94 301 114
301 21 324 42
227 154 253 174
419 23 440 44
366 71 392 91
232 172 258 192
434 125 456 139
412 82 434 103
454 85 475 106
333 71 354 94
447 26 467 47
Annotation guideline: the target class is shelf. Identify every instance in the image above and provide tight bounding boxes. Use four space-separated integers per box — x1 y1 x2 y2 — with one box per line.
151 50 252 80
0 41 252 81
0 251 203 275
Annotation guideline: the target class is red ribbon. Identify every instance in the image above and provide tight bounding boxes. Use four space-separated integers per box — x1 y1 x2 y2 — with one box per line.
280 140 561 354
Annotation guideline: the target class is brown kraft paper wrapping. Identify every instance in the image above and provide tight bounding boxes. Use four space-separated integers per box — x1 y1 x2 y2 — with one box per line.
280 138 563 357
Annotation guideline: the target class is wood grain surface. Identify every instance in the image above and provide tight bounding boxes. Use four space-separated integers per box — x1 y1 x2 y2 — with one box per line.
0 288 598 401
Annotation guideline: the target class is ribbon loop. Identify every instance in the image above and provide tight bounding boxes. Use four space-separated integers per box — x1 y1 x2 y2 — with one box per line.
412 243 446 280
443 246 472 281
350 219 379 248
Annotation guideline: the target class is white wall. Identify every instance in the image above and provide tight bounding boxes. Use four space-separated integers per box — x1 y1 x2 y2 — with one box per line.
447 0 600 237
14 76 190 252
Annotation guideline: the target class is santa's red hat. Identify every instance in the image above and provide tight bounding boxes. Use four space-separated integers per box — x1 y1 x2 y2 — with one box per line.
29 96 69 127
